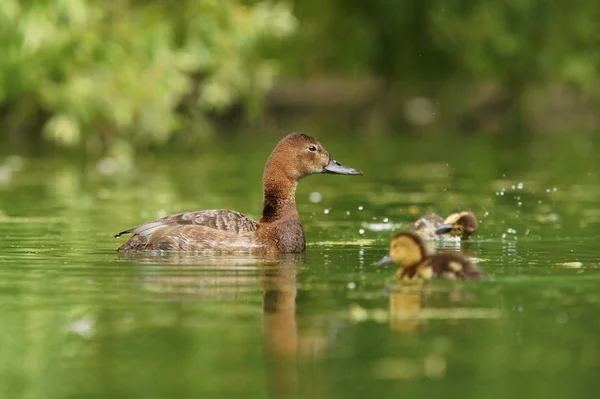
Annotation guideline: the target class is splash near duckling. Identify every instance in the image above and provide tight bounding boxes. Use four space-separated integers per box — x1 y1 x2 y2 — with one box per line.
115 133 362 253
410 211 478 240
378 232 483 280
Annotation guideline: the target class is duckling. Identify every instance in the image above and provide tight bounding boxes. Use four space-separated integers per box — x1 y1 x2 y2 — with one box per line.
377 232 483 280
115 133 362 253
410 211 478 240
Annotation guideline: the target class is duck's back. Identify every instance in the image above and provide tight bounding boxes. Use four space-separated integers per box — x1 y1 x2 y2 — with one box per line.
410 213 444 237
116 209 261 251
397 252 482 280
429 252 482 279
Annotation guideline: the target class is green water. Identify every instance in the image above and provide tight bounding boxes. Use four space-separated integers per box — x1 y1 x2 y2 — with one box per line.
1 133 599 399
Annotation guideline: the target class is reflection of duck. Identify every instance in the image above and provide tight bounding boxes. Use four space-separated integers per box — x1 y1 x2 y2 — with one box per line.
378 232 483 280
126 252 328 398
115 133 362 253
410 211 478 240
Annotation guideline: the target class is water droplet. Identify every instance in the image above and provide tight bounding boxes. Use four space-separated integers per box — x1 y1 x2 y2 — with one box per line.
309 191 323 203
556 312 569 324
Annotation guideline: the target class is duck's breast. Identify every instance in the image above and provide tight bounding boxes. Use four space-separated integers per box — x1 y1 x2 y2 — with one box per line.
256 219 305 253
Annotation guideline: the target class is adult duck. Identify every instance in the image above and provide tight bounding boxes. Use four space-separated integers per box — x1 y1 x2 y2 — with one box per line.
115 133 362 253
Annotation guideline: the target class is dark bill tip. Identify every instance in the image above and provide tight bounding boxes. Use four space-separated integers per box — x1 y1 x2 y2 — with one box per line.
435 223 454 235
323 157 363 175
376 254 394 266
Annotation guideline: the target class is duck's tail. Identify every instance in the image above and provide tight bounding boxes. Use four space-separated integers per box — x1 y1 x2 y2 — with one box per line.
114 229 132 238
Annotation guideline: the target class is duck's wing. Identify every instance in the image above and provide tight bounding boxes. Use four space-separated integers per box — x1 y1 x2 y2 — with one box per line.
117 225 264 252
115 210 259 238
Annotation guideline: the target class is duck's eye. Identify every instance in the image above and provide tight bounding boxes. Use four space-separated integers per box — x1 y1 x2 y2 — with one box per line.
308 145 317 152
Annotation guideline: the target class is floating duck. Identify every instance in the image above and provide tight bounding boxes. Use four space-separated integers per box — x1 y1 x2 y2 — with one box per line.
410 211 478 240
115 133 362 252
378 232 483 280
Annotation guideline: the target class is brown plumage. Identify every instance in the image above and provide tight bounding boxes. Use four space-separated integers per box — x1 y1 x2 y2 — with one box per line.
410 211 478 240
115 133 362 253
377 232 483 280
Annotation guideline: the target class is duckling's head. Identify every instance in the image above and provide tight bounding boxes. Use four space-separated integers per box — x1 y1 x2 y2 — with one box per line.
435 211 478 239
265 133 362 181
377 232 427 267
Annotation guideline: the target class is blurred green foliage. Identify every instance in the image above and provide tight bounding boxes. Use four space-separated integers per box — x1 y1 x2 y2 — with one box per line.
265 0 600 131
273 0 600 87
1 0 600 155
0 0 295 156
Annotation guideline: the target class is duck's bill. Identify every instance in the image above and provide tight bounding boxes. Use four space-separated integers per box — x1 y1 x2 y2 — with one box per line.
323 157 363 175
377 254 394 266
435 224 454 234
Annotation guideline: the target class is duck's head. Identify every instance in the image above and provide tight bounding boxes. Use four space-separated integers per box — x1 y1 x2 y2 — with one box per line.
377 232 427 267
265 133 362 181
435 211 478 239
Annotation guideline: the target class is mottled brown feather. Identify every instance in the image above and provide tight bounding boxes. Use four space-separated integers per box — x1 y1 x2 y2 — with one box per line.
397 252 482 280
409 213 445 237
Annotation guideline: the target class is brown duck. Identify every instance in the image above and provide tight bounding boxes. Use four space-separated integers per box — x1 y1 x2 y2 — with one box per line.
410 211 478 240
377 232 483 280
115 133 362 253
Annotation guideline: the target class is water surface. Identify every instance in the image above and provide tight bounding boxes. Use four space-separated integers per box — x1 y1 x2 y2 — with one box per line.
0 133 599 399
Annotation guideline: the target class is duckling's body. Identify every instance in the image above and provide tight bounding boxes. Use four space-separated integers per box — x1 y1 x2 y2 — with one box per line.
115 133 362 253
410 211 478 240
378 232 483 280
410 213 444 239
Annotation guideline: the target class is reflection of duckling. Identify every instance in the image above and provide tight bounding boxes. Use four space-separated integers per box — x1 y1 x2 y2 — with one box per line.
410 211 478 240
389 289 423 334
378 232 483 280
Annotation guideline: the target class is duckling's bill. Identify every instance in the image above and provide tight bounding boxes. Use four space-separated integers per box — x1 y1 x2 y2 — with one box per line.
435 223 454 235
323 157 363 175
377 254 394 266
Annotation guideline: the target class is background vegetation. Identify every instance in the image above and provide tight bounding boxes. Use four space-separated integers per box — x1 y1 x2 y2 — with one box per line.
1 0 599 158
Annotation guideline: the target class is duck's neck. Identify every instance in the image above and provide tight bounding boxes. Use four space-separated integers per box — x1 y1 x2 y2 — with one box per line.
260 169 299 224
